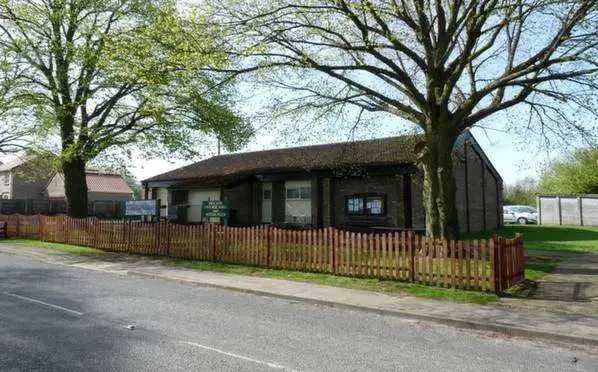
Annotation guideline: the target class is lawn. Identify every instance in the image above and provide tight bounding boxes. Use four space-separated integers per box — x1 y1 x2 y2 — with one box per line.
165 259 498 304
465 224 598 281
7 239 111 256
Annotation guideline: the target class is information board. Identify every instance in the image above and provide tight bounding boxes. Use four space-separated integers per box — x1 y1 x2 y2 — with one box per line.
125 199 160 217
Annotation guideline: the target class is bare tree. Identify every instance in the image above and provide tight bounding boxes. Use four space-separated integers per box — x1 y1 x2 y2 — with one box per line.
205 0 598 239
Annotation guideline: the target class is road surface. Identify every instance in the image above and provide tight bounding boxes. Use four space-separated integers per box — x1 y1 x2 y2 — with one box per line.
0 252 595 371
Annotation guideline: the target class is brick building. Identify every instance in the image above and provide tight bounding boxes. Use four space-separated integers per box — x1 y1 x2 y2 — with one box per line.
142 131 502 232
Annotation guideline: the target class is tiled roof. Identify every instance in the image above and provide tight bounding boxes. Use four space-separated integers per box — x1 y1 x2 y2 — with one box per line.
145 134 423 183
85 173 134 195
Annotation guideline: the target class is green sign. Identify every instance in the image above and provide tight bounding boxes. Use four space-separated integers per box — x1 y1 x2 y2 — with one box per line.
201 199 230 221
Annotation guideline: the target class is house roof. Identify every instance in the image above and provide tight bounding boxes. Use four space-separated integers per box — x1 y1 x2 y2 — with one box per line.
144 134 424 184
0 156 27 172
85 172 134 194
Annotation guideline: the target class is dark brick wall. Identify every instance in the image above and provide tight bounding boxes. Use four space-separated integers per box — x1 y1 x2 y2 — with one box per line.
222 181 254 225
411 173 425 230
322 178 332 227
310 178 319 227
271 181 285 225
332 175 404 228
252 181 262 225
12 173 51 200
465 143 484 232
451 140 502 232
453 146 468 232
484 166 499 229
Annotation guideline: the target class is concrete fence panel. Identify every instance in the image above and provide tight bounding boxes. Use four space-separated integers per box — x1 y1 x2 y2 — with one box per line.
538 194 598 226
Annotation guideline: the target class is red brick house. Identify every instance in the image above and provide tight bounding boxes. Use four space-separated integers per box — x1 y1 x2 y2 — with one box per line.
142 131 502 232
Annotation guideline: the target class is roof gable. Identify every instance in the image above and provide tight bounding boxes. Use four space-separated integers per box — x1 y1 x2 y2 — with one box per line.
85 173 134 194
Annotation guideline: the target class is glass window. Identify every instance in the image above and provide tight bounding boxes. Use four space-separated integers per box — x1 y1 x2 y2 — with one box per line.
347 197 365 214
299 187 311 200
366 196 384 215
3 174 8 186
346 195 385 216
286 188 300 200
263 189 272 200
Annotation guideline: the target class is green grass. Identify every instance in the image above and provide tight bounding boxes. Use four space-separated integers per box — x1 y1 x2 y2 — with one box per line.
465 224 598 281
166 259 498 304
6 239 111 256
2 238 497 304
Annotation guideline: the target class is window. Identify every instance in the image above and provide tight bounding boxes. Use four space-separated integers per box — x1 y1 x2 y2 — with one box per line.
3 173 8 186
285 181 312 223
285 184 311 200
263 189 272 200
346 195 385 216
366 196 384 215
347 196 365 214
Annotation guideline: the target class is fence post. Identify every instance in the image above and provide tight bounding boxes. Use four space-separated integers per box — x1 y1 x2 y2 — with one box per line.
492 235 502 294
408 232 415 283
166 220 171 257
578 197 584 226
557 196 562 225
123 219 129 253
37 214 43 241
515 232 524 282
266 225 272 268
330 228 337 274
211 224 217 261
15 215 21 238
64 216 69 244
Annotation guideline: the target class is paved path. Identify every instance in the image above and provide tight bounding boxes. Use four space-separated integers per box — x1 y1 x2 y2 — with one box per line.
501 252 598 317
1 243 597 348
1 251 597 371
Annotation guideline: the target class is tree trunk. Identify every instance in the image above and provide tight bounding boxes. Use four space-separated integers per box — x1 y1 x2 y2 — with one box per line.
421 133 460 241
62 156 88 218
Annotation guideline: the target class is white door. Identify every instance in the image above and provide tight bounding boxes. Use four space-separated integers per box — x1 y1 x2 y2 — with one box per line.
262 183 272 223
188 189 221 222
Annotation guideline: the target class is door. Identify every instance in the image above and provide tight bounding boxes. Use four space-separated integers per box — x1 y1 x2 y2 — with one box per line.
262 183 272 223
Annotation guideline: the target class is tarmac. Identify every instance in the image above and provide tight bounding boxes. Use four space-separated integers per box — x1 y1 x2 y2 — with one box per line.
1 243 597 347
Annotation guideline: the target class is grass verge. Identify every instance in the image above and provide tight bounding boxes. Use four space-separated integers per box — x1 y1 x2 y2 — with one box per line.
2 238 497 304
466 224 598 284
5 239 111 256
164 259 498 304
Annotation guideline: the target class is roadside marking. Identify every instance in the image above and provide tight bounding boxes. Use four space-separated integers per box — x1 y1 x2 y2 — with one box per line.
2 292 84 316
181 341 299 371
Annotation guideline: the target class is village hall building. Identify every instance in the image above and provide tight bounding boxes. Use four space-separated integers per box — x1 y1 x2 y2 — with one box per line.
142 131 503 233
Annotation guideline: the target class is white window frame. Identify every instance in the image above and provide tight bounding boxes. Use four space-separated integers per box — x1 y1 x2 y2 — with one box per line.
285 180 312 201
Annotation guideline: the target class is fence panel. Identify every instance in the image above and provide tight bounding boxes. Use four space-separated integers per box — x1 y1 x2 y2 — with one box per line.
0 215 525 293
538 194 598 226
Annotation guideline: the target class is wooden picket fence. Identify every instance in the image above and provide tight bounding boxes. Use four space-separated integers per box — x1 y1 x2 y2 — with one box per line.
0 214 525 293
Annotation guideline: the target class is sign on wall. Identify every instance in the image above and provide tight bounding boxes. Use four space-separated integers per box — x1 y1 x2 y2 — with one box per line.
125 199 160 217
201 199 230 222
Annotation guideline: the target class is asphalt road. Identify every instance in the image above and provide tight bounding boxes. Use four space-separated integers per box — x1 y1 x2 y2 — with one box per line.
0 252 596 372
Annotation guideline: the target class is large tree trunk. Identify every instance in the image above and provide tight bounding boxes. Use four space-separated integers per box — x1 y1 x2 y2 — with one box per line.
421 133 460 240
62 156 88 218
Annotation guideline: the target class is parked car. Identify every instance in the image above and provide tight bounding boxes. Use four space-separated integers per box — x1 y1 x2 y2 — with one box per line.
503 205 538 224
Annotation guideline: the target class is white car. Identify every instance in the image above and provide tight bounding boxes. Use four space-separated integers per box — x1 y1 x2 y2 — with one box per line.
504 205 538 224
